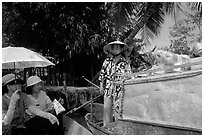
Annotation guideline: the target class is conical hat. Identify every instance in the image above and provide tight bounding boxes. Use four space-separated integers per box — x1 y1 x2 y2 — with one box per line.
103 41 131 56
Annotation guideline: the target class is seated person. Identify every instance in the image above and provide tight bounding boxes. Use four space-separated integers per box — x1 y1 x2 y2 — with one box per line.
25 75 63 135
2 73 28 135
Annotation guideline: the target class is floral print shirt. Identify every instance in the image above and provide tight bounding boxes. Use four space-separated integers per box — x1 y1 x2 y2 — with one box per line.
99 56 131 118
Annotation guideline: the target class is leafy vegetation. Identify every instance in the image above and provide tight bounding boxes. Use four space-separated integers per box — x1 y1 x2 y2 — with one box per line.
168 2 202 55
2 2 202 86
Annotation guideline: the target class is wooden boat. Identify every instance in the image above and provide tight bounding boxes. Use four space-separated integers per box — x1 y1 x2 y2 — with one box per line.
85 112 201 135
85 57 202 135
6 114 92 135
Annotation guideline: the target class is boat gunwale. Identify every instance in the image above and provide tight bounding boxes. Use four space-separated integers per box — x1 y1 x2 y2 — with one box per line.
118 117 202 133
85 113 202 135
123 69 202 85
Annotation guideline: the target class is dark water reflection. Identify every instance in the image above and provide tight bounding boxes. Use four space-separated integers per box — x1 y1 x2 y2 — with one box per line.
68 108 90 130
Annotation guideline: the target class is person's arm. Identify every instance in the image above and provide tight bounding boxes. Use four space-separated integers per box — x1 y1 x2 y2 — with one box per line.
28 105 59 125
26 91 59 124
2 90 20 125
99 59 108 95
2 105 15 126
126 62 132 73
99 82 104 95
43 91 54 112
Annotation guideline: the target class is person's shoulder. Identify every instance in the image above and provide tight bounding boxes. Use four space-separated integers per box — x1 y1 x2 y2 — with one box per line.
39 90 48 96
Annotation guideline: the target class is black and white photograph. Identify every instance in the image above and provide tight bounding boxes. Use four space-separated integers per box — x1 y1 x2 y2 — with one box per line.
2 2 202 135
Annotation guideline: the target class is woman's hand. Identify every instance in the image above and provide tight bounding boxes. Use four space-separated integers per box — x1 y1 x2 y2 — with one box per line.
58 98 64 105
45 105 54 113
10 90 20 106
45 113 59 125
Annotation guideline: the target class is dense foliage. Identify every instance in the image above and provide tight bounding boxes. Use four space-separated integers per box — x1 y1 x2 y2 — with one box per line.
2 2 202 86
168 2 202 55
3 2 109 86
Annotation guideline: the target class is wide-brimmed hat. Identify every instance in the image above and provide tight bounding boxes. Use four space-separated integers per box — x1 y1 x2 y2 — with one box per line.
103 41 131 57
26 76 44 87
2 73 24 86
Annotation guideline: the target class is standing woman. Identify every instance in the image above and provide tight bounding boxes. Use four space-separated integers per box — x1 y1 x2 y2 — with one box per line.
25 76 63 135
99 41 132 127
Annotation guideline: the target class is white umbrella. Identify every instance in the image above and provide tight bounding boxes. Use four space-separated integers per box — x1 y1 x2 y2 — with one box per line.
2 46 55 69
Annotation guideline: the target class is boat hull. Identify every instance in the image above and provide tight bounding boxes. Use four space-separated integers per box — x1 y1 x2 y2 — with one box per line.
85 113 201 135
114 118 201 135
122 70 202 130
85 113 114 135
85 66 202 135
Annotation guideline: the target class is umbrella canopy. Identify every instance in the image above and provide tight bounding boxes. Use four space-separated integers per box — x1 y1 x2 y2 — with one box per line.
2 46 55 69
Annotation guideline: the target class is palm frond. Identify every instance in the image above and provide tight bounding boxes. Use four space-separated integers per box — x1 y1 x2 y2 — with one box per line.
135 3 165 44
163 2 184 23
188 2 202 12
106 2 141 32
140 24 156 45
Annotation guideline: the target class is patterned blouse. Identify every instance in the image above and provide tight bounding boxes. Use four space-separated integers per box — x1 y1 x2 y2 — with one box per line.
99 56 131 118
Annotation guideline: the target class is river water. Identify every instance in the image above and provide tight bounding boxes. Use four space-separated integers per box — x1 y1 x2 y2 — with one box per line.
68 108 90 130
